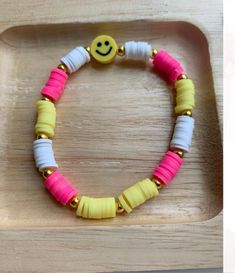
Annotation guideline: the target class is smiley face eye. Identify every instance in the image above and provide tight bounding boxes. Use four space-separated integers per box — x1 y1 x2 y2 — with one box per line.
105 41 109 46
97 42 102 47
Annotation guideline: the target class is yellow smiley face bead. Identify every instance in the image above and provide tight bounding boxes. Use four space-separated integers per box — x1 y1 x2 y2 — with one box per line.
90 35 118 64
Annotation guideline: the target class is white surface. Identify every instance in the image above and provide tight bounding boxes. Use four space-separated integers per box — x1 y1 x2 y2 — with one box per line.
225 0 235 273
127 269 223 273
155 269 223 273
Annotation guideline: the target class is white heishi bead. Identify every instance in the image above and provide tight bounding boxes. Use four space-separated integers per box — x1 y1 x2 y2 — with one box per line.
170 116 195 152
60 46 90 73
124 41 152 61
33 139 58 171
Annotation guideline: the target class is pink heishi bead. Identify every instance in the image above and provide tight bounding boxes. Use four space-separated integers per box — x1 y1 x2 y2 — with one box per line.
44 170 78 205
153 151 183 186
41 68 68 102
152 50 183 84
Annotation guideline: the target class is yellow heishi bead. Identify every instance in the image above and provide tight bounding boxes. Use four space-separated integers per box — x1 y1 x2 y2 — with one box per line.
90 35 118 64
35 100 56 138
76 196 116 219
118 178 159 213
174 79 195 115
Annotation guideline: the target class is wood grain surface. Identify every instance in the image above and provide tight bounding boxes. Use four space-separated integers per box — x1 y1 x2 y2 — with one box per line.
0 1 223 272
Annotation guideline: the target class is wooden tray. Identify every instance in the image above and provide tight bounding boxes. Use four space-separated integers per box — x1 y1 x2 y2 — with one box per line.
0 1 223 272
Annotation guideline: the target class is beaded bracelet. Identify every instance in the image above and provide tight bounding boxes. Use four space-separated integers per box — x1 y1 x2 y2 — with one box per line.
34 35 195 219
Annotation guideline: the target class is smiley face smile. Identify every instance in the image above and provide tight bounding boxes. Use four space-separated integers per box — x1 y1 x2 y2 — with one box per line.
96 46 113 56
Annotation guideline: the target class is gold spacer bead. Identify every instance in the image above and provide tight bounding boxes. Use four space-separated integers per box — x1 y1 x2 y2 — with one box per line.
171 149 184 158
41 169 54 179
177 74 188 80
41 97 52 102
37 133 48 139
116 200 125 213
57 63 69 74
152 178 162 190
85 46 91 54
181 109 192 117
151 48 158 58
117 45 125 56
69 196 80 209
